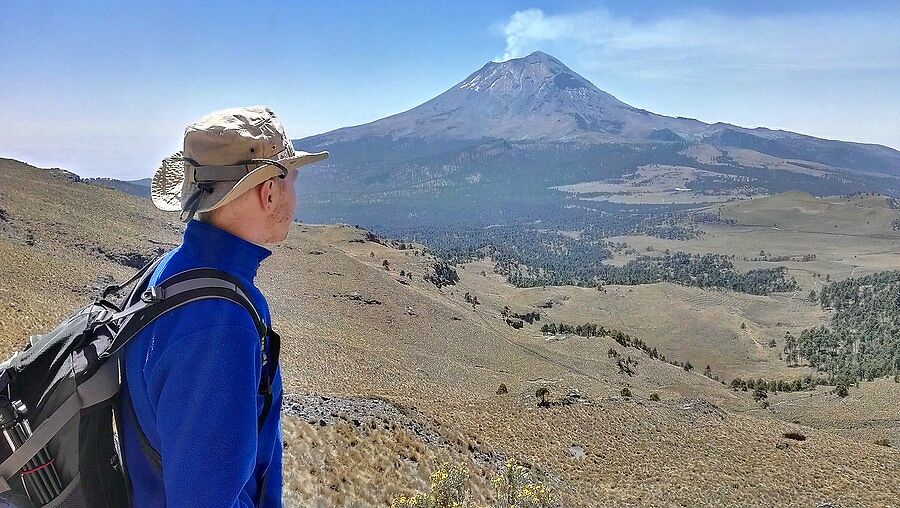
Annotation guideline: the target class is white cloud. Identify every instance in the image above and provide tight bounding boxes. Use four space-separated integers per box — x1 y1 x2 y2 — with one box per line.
493 7 900 148
498 8 900 79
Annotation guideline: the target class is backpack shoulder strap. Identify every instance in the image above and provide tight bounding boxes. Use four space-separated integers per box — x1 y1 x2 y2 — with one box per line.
104 268 267 357
115 268 280 490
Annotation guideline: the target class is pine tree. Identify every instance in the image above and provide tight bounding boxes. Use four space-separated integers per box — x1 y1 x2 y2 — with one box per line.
784 332 799 366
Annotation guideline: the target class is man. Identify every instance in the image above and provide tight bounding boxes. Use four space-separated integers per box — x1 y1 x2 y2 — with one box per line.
120 106 328 507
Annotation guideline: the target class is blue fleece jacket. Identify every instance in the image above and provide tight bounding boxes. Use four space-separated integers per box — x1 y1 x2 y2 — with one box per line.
121 220 283 507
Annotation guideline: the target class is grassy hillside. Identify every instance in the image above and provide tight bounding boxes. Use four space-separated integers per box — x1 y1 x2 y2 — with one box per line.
2 158 899 507
718 191 899 234
0 158 179 351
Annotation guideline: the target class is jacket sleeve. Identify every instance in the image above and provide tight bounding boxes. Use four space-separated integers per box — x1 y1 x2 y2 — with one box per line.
146 322 263 508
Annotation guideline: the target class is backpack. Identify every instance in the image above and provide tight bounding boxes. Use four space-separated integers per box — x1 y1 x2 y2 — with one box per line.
0 257 281 507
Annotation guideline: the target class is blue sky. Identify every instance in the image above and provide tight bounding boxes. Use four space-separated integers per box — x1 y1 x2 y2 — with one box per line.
1 1 897 179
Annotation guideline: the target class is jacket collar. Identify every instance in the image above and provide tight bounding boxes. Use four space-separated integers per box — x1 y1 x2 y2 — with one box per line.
180 220 272 280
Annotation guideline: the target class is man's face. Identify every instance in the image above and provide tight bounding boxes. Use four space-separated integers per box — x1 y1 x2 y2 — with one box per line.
267 169 298 243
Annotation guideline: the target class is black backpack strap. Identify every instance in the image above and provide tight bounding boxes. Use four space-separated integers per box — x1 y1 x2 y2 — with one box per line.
257 328 280 431
255 330 279 506
101 255 165 300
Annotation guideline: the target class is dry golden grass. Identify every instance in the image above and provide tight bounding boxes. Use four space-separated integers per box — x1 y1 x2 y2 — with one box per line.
453 259 823 382
719 191 899 235
2 159 899 506
763 378 900 446
0 159 179 352
281 409 501 508
425 396 900 508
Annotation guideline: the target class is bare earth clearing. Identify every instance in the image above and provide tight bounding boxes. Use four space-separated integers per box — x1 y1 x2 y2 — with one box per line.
552 164 746 204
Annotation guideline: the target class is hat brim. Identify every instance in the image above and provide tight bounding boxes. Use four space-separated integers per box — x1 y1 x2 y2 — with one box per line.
151 152 187 212
150 150 329 213
206 150 329 213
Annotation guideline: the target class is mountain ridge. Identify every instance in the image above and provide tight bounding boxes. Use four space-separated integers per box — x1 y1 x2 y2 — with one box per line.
299 51 899 174
304 51 710 144
288 51 898 229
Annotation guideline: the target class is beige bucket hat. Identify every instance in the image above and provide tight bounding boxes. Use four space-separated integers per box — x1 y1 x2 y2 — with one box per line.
151 106 328 221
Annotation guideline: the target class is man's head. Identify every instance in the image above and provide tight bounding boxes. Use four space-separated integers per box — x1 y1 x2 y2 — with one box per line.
151 106 328 244
195 164 298 244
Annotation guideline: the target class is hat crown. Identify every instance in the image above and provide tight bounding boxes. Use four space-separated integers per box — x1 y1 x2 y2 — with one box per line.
183 106 296 166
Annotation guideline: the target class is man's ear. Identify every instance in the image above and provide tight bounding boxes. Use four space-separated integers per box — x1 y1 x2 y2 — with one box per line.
258 179 276 211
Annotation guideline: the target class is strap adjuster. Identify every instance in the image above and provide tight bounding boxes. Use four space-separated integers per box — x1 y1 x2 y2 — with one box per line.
141 286 165 303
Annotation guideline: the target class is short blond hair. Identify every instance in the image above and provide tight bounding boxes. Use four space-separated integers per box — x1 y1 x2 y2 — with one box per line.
196 177 288 224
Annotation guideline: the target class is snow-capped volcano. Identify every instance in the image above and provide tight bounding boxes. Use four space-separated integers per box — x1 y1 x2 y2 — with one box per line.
300 51 898 176
310 51 714 143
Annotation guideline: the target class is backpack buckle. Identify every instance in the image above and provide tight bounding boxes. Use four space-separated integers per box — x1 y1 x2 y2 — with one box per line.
141 286 165 303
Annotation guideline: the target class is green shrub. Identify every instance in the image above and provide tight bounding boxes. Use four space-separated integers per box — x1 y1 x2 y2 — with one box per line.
535 386 550 407
753 386 768 402
835 383 849 397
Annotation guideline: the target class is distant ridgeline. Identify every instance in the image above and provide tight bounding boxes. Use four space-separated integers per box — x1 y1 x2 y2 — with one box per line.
84 177 151 198
788 271 900 382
